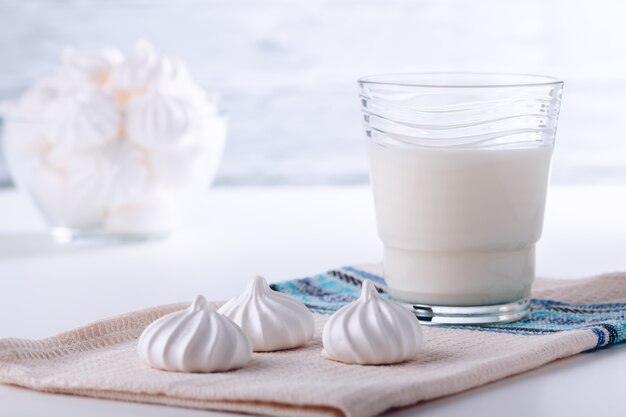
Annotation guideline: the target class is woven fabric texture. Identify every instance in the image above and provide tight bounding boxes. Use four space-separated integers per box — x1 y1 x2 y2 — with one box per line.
1 265 625 417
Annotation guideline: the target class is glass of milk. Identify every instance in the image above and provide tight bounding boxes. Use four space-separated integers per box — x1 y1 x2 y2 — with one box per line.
359 73 563 324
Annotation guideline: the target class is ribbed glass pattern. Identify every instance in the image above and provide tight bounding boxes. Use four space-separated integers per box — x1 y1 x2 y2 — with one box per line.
359 73 563 149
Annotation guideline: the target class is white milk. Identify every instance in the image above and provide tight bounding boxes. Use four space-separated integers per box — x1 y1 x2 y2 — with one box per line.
368 143 553 306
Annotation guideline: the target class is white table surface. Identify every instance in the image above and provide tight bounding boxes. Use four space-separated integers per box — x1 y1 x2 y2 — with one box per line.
1 185 626 417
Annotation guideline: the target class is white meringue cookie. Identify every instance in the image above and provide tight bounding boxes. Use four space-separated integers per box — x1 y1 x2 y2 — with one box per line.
148 119 226 188
153 57 219 112
138 295 251 373
125 88 193 147
22 161 105 228
3 119 48 158
153 56 193 88
5 70 74 125
16 73 67 111
61 47 123 86
4 72 76 158
218 276 315 352
49 141 149 209
108 39 160 95
44 88 120 149
322 280 423 365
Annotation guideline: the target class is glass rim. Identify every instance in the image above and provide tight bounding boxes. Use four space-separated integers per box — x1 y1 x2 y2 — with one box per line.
358 72 564 89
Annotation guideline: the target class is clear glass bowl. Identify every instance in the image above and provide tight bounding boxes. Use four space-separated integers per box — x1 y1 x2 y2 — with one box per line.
3 116 226 244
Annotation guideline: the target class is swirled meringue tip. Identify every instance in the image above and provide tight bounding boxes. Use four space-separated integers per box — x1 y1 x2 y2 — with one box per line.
218 276 315 352
61 47 123 86
125 86 193 147
321 279 423 365
190 294 207 311
138 294 252 373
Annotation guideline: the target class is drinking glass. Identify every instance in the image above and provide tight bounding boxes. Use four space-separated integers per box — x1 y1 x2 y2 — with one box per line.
359 73 563 324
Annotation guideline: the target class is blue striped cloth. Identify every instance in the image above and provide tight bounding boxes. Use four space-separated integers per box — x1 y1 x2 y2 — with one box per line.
271 266 626 350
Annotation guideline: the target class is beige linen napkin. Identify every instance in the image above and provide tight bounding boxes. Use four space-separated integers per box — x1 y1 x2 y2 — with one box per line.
1 266 625 417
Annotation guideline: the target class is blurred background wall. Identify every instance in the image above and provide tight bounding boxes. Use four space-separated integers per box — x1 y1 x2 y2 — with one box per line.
0 0 624 185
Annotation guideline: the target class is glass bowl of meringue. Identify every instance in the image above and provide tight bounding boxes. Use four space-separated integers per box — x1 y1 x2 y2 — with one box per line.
2 41 226 243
